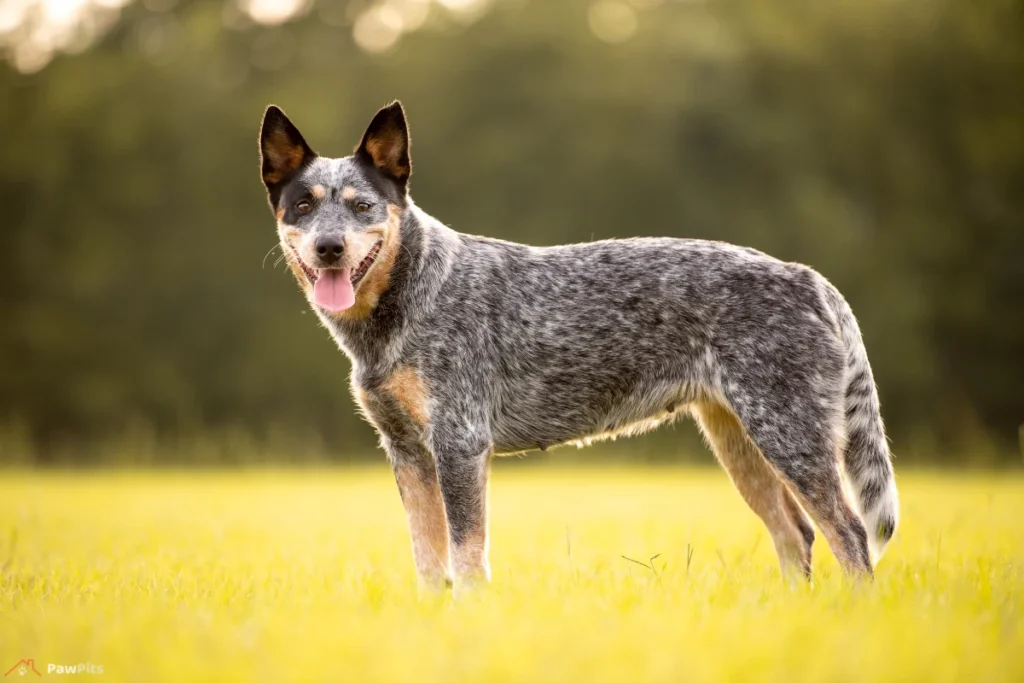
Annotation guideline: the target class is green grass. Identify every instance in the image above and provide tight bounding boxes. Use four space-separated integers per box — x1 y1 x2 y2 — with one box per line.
1 467 1021 682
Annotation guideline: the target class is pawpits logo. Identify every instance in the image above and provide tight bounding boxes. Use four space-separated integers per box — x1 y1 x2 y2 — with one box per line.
4 660 41 677
4 660 103 677
45 664 104 676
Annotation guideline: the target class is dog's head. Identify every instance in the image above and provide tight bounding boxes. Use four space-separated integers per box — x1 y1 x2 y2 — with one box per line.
259 102 410 317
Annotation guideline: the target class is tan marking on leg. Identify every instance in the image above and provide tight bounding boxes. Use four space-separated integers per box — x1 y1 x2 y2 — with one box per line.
782 489 815 573
383 366 430 427
341 186 357 200
311 184 326 199
394 463 451 591
336 204 403 320
450 458 491 589
695 401 809 578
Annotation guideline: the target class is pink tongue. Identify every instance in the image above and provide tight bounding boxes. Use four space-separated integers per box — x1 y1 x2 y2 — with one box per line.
313 268 355 312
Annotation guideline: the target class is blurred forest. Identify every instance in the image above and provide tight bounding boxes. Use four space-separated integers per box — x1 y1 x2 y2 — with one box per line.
0 0 1021 464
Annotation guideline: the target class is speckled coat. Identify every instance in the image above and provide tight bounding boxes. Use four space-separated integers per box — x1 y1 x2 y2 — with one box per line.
259 102 899 590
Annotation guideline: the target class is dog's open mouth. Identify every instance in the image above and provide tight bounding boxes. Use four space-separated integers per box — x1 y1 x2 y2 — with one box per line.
295 253 318 284
290 239 383 313
291 240 383 286
350 239 383 285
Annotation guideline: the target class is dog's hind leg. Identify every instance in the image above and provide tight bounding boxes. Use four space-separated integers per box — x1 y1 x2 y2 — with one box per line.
390 441 452 592
772 452 871 579
722 356 874 577
694 402 814 579
781 488 816 570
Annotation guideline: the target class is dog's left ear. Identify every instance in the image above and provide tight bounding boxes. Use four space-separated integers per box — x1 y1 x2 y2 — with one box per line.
355 101 411 188
259 105 315 205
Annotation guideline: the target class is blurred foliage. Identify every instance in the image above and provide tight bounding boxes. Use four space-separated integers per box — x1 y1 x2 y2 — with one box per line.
0 0 1021 463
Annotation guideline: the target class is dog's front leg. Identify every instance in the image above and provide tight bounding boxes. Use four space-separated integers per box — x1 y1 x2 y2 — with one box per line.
387 440 453 592
430 419 492 591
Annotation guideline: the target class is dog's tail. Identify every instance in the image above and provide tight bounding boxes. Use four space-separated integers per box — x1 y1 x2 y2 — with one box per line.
825 286 899 566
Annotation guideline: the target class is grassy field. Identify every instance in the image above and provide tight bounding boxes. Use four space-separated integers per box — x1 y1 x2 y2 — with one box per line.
0 466 1021 682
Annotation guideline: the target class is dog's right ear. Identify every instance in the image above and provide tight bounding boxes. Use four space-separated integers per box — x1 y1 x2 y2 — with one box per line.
259 105 315 208
354 101 411 188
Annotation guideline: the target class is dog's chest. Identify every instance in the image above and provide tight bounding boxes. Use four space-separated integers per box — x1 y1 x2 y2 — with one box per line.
351 366 431 441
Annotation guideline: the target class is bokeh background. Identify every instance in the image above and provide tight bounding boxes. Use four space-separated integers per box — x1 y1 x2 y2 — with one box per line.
0 0 1020 465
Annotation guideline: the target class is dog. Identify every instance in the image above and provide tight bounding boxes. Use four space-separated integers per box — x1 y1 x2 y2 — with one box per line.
258 101 899 590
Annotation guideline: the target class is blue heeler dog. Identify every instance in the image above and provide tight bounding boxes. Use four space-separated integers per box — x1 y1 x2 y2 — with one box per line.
259 102 899 590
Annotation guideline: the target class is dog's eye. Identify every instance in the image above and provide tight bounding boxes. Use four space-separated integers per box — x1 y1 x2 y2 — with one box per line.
354 201 372 213
295 199 312 213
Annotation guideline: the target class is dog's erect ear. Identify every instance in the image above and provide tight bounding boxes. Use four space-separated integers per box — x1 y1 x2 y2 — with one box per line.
354 101 411 186
259 105 315 203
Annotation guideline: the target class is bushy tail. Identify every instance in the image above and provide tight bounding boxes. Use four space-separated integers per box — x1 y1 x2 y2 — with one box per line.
826 287 899 565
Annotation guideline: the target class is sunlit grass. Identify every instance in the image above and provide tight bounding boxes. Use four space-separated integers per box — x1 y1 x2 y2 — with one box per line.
0 467 1021 682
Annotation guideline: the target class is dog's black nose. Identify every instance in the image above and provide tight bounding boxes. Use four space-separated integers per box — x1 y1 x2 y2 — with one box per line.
314 236 344 264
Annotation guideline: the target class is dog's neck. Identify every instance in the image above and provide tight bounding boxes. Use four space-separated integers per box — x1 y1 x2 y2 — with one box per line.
321 201 461 375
